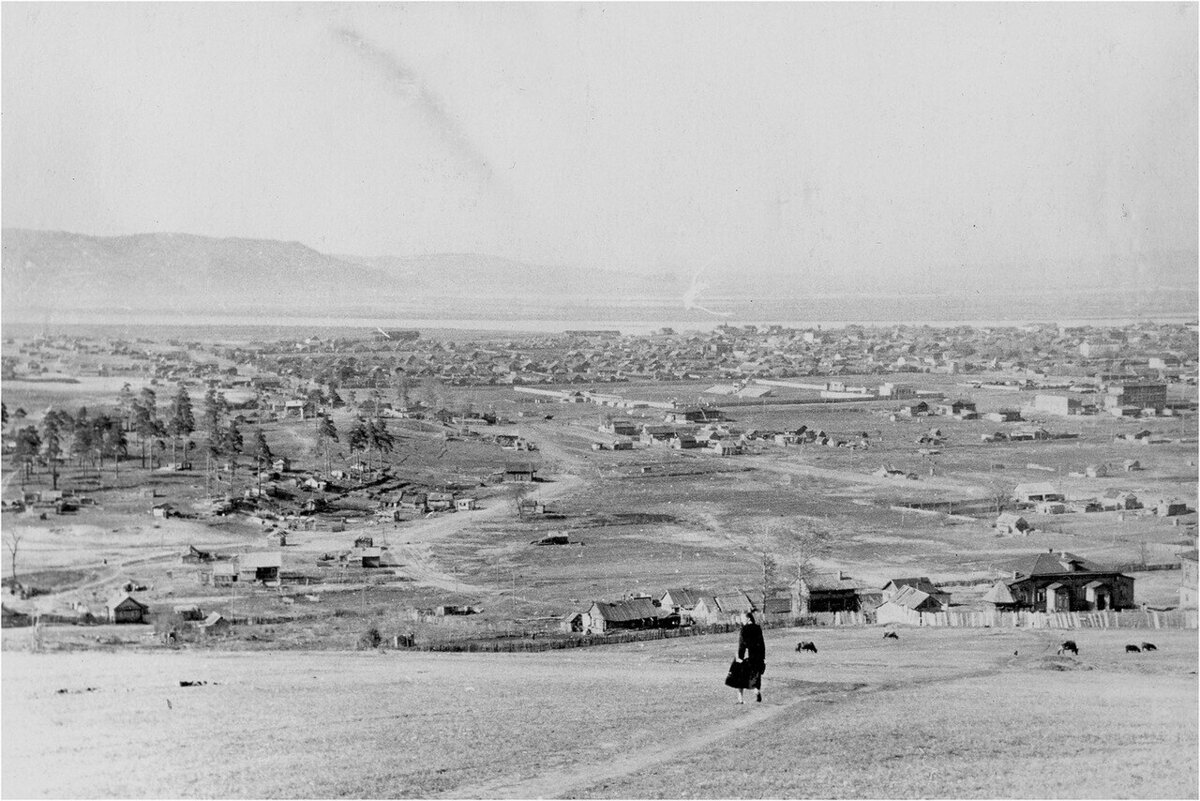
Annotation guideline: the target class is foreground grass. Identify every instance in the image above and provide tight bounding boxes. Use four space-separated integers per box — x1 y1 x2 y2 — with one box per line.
2 627 1195 799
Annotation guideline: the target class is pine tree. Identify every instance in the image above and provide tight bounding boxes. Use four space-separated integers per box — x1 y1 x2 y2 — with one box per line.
348 419 369 467
315 414 338 476
72 407 94 467
168 386 196 469
40 416 63 490
116 384 135 431
14 426 41 483
99 417 127 473
225 420 244 483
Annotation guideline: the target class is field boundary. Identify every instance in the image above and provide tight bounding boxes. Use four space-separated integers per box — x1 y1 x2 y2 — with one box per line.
870 608 1198 630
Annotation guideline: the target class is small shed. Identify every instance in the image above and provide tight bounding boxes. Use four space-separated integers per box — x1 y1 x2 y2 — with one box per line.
1158 500 1189 517
200 612 232 634
238 551 282 585
503 463 537 483
209 561 238 586
107 594 149 624
982 580 1020 610
455 497 477 512
359 547 383 568
996 512 1031 535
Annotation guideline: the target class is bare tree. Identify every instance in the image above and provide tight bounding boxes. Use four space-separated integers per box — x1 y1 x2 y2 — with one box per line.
511 483 532 521
752 516 833 588
5 529 24 587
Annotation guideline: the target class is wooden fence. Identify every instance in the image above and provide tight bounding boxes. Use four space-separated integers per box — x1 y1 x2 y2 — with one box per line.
862 608 1198 630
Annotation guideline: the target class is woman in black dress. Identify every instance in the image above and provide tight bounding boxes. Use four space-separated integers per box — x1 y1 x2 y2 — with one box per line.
735 611 766 704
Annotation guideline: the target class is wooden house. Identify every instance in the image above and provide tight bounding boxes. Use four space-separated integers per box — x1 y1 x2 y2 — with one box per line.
657 588 706 623
1158 499 1189 517
107 594 149 624
1100 490 1140 511
585 598 669 634
875 585 949 624
503 463 537 483
792 572 869 614
881 577 950 607
995 512 1031 535
1013 483 1064 504
992 550 1135 612
200 612 231 634
397 492 428 513
237 551 282 585
426 491 454 512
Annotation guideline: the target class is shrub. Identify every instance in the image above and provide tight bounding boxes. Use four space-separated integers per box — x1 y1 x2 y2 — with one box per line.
359 625 382 649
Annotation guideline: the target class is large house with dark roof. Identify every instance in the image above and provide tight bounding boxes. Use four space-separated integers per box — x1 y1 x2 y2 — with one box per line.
584 598 671 634
792 572 874 614
989 550 1134 612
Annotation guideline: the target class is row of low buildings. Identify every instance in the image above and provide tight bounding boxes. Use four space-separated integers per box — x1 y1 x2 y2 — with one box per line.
561 549 1183 634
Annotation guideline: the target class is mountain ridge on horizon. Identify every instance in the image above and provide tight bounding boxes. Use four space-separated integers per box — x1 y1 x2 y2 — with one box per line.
2 228 1196 319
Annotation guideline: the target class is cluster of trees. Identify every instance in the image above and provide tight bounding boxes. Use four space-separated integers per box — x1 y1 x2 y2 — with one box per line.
346 417 395 470
9 405 128 489
309 414 396 477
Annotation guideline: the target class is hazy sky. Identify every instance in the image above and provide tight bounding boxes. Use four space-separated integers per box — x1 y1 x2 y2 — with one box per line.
3 2 1196 285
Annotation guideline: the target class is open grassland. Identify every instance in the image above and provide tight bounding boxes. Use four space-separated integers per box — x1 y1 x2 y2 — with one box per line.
2 627 1195 799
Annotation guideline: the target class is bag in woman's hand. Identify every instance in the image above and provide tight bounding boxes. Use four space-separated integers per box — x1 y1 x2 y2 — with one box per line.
724 658 748 689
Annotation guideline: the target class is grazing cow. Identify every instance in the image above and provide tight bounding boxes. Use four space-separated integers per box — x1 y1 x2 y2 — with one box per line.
1141 642 1157 652
795 641 818 654
883 631 900 640
1125 644 1141 653
1057 640 1079 656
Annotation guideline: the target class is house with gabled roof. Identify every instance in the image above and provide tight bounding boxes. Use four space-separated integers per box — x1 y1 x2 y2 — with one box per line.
792 571 871 614
658 588 705 621
995 512 1031 535
881 577 950 607
989 549 1134 612
982 581 1020 611
107 594 149 624
1013 483 1064 504
1100 490 1140 511
875 584 949 623
585 598 669 634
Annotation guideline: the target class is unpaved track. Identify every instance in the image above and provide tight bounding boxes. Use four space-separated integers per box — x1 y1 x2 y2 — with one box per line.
388 466 584 594
446 665 1006 800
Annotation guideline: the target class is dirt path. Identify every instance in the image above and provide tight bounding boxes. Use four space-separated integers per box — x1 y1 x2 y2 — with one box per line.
387 466 585 594
446 659 1016 800
443 678 892 799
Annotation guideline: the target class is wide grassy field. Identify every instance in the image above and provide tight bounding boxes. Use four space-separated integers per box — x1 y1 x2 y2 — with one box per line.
2 627 1195 799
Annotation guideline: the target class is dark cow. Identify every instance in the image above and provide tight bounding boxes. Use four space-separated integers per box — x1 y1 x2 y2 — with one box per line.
1125 644 1141 653
795 641 818 654
883 631 899 640
1057 640 1079 656
1140 642 1157 652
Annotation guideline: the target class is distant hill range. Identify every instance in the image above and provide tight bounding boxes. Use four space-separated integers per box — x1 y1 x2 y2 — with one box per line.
2 228 1195 323
0 229 673 318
